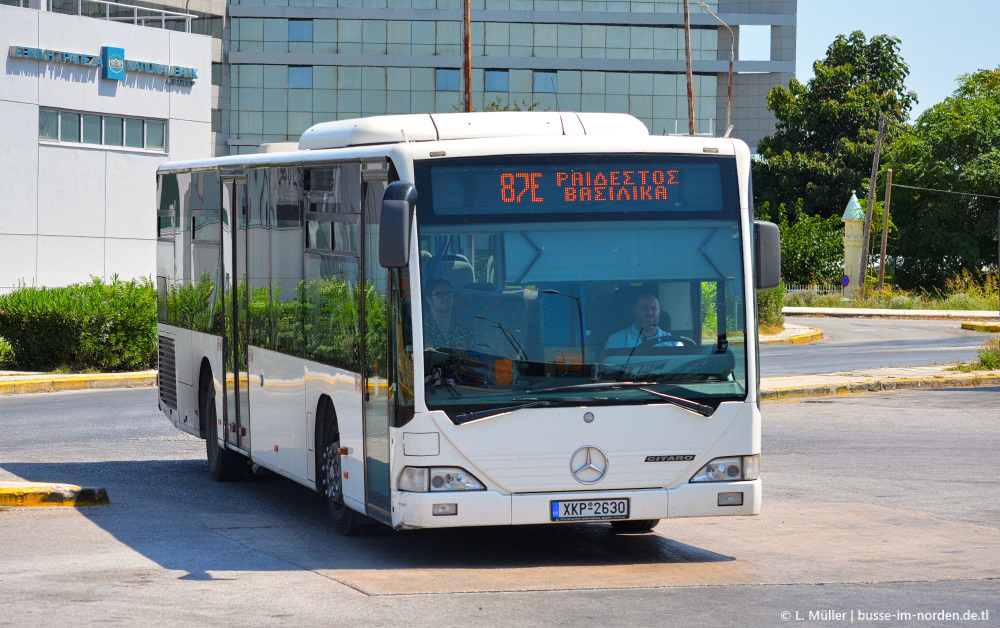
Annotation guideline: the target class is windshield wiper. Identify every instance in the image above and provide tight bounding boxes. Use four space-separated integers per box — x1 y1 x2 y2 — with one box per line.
454 400 552 423
524 381 715 417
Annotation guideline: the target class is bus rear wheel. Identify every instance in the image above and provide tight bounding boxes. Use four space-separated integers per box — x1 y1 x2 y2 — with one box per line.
320 439 368 536
610 519 659 532
203 387 246 481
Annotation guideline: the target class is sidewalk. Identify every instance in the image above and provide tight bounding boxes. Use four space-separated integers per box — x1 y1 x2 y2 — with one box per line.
785 306 999 319
761 365 1000 401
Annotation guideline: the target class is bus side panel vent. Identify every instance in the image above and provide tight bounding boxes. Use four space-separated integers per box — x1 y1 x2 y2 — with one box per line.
158 335 178 410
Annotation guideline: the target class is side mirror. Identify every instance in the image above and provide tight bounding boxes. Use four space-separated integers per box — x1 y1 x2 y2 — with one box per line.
754 220 781 291
379 182 417 269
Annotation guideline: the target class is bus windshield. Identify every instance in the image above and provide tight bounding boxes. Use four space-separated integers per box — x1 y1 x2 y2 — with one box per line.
413 154 748 423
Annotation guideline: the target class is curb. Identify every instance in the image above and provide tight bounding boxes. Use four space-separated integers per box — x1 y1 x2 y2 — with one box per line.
762 328 823 345
762 373 1000 401
0 482 110 507
784 307 999 319
962 322 1000 333
0 373 156 396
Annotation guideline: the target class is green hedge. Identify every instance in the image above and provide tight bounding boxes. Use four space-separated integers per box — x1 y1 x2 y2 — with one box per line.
0 277 157 372
757 280 785 328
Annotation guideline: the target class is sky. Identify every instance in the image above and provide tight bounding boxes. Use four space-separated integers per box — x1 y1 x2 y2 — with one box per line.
793 0 1000 119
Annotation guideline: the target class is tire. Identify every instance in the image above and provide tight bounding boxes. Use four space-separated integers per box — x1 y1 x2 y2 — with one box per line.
610 519 659 532
317 399 368 536
203 383 246 481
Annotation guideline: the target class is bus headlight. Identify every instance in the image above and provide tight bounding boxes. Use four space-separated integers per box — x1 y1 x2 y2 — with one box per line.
398 466 485 492
690 455 759 482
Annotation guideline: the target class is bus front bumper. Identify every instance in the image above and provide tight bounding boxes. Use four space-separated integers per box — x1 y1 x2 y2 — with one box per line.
392 479 761 529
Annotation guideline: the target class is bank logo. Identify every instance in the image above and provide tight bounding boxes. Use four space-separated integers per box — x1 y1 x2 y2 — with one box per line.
102 46 125 81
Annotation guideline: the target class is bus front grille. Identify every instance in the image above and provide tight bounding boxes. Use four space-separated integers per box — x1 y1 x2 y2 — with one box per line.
157 335 177 410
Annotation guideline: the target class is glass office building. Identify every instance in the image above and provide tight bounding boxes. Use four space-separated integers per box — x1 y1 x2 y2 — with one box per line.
225 0 796 154
9 0 794 155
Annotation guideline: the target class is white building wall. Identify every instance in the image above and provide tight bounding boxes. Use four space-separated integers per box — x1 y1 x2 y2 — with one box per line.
0 5 211 293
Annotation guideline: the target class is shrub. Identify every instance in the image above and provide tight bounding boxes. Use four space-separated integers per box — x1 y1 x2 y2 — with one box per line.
0 337 13 368
757 280 785 329
0 276 157 372
979 338 1000 371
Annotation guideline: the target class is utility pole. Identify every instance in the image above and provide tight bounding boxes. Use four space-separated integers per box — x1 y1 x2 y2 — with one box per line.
859 113 885 290
878 168 893 288
462 0 472 112
683 0 695 134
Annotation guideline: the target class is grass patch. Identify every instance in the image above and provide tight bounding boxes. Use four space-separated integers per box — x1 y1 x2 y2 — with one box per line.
950 338 1000 372
785 270 999 311
759 323 785 336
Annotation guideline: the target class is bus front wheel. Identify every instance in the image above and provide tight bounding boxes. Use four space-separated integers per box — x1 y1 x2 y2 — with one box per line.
321 439 368 536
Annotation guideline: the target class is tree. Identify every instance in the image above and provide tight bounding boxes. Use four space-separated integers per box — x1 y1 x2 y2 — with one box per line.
757 199 843 285
452 96 543 112
883 67 1000 288
753 31 916 220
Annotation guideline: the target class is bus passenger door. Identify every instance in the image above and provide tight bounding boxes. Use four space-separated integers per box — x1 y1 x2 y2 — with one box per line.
362 175 392 524
221 175 251 452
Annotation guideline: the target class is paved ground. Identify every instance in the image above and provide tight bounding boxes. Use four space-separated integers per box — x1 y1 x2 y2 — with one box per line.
1 387 998 625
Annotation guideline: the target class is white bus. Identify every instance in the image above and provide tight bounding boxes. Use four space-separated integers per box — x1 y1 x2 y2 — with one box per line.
155 112 780 535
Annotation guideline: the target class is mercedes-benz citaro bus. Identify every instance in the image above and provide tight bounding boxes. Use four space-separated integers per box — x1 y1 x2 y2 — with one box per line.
155 112 780 535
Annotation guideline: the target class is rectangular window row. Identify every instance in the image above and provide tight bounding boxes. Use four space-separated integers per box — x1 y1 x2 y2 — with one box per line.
234 18 718 62
232 1 703 17
436 69 555 93
39 108 166 151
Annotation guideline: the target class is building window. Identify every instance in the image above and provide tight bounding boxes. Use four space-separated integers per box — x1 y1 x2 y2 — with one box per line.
289 66 313 89
125 118 144 148
485 70 509 92
146 120 166 150
105 117 124 146
82 114 102 145
38 109 58 140
533 71 557 93
38 108 166 151
436 68 460 92
289 19 313 42
60 112 81 142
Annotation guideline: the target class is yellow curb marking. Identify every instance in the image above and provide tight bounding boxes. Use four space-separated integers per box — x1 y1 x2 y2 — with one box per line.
762 329 824 345
0 375 156 396
0 483 110 507
962 322 1000 333
762 374 1000 401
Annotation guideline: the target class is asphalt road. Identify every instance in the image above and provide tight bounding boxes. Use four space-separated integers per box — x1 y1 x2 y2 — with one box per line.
760 316 998 376
1 387 998 626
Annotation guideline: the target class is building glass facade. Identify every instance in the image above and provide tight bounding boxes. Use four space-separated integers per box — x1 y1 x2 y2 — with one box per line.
11 0 794 155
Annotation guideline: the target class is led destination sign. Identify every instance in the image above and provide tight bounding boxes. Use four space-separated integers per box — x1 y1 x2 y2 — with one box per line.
500 168 680 204
427 155 734 220
9 45 198 86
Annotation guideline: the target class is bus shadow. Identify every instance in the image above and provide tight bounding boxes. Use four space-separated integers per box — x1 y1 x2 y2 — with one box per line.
2 460 733 582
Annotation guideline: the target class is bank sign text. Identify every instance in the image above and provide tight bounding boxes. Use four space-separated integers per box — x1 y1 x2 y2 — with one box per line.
9 45 198 86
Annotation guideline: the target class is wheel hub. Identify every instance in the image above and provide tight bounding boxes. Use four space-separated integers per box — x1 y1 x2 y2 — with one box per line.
322 442 343 503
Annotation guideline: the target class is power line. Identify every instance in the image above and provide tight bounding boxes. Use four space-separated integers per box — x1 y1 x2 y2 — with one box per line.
892 183 1000 200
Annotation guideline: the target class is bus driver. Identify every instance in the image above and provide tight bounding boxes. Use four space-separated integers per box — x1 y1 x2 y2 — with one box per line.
604 293 681 350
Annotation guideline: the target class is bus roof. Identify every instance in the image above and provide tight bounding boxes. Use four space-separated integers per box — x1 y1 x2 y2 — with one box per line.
297 112 649 150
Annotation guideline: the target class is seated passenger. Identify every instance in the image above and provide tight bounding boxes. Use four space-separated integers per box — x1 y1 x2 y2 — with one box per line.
604 293 681 350
423 277 475 351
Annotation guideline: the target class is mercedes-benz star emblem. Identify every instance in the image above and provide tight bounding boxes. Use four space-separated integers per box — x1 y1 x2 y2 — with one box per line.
570 446 608 484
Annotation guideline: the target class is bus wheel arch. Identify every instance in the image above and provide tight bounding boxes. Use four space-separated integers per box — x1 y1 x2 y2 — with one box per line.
315 395 368 536
197 358 214 439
